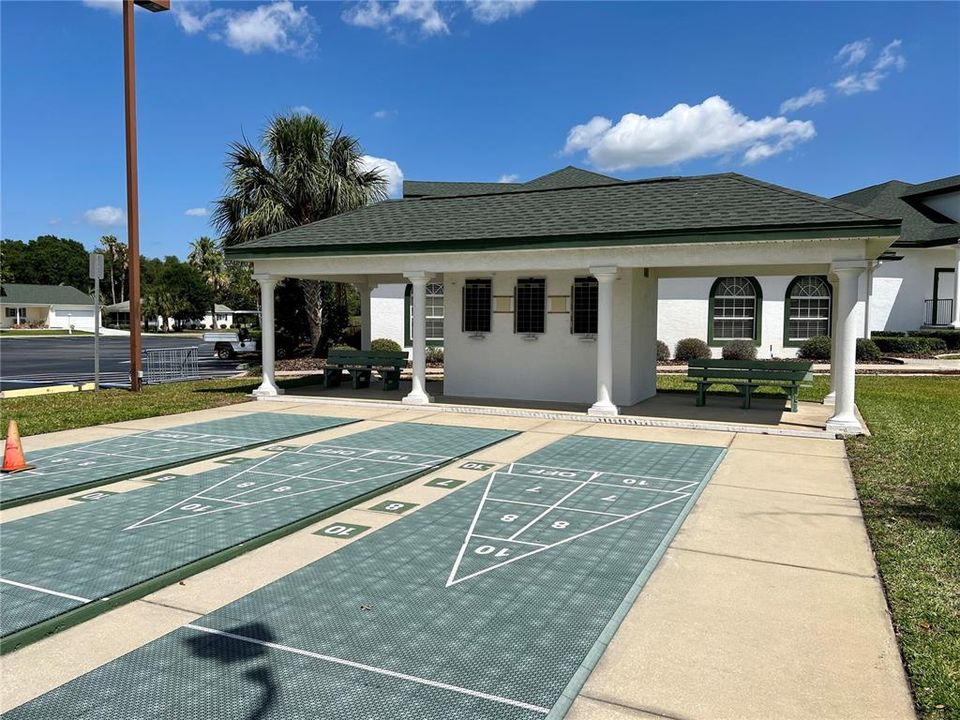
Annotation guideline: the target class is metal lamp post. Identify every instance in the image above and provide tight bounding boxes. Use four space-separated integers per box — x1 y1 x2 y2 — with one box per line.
123 0 169 391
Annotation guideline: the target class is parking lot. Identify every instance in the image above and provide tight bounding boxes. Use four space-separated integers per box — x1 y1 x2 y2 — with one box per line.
0 336 246 391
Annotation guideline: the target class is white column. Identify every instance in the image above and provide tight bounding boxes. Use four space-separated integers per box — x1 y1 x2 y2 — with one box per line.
824 274 839 406
863 262 875 338
357 282 372 350
588 266 618 416
826 263 866 434
402 271 431 405
951 244 960 329
252 274 282 397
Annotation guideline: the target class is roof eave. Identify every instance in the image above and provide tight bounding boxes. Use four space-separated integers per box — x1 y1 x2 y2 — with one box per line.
225 221 901 260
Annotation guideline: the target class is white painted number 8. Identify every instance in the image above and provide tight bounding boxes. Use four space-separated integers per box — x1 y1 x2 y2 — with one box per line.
500 514 518 522
552 520 569 529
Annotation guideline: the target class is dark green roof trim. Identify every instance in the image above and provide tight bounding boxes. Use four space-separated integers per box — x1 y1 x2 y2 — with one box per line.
227 223 900 260
899 175 960 199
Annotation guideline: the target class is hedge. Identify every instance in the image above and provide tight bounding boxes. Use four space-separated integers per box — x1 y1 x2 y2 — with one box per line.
674 338 711 362
873 336 948 355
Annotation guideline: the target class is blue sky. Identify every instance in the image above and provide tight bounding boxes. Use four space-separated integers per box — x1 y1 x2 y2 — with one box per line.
2 0 958 258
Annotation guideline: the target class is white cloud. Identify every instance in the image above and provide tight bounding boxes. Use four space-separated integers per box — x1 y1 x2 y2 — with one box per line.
563 96 816 170
372 109 397 119
82 0 122 13
344 0 448 36
497 174 519 183
49 217 62 226
466 0 536 23
360 155 404 198
291 105 313 114
835 39 870 67
185 207 208 217
84 206 125 227
833 39 905 95
779 87 827 114
170 1 315 55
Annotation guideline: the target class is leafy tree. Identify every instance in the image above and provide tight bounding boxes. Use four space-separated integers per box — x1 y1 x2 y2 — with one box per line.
0 236 90 290
141 256 212 330
212 111 386 354
187 236 226 328
98 235 127 305
222 261 259 311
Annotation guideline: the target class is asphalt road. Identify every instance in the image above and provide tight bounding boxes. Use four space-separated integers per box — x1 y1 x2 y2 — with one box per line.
0 335 246 391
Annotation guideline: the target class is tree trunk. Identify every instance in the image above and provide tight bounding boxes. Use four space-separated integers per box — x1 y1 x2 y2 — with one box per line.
301 279 324 355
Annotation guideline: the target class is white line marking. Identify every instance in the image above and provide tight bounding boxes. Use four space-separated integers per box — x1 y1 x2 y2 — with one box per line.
446 473 496 587
512 461 699 485
194 496 248 505
486 497 628 518
498 469 690 495
506 472 601 541
471 535 547 547
446 493 690 587
0 578 90 603
184 625 550 714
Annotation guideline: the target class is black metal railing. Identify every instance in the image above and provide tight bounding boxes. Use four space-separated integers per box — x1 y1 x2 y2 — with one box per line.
924 298 954 326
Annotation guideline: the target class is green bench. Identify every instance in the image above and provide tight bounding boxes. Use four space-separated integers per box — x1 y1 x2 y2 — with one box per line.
322 349 409 391
685 359 814 412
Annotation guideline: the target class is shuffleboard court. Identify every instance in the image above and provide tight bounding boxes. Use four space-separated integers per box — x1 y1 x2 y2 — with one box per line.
0 413 358 508
6 435 725 719
0 423 515 651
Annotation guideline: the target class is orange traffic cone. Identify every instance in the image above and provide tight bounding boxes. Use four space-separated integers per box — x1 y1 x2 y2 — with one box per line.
2 421 35 474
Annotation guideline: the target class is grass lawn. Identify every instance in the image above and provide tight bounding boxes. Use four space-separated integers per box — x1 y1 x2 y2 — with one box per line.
846 376 960 719
0 376 313 437
0 329 92 337
1 372 956 715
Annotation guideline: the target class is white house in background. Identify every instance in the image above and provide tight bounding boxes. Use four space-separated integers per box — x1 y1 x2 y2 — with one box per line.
0 283 96 331
228 166 901 434
369 172 960 357
102 301 234 329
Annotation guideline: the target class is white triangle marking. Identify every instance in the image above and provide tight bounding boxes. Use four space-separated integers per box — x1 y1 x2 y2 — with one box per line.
445 469 692 587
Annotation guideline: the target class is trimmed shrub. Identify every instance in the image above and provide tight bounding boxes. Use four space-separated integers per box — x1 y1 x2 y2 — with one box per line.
370 337 402 353
798 335 831 361
871 331 906 338
425 346 444 364
721 340 757 361
330 344 354 351
873 336 948 355
674 337 711 362
656 340 670 362
856 338 883 362
909 329 960 351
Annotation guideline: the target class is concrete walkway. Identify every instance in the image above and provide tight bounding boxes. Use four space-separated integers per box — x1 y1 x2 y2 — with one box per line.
0 402 915 719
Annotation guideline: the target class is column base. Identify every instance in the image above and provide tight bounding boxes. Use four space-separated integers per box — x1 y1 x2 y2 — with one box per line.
825 413 863 435
253 382 284 397
402 392 432 406
588 401 619 417
822 391 836 406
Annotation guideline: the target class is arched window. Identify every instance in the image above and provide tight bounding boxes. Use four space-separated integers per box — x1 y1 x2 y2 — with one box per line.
785 276 831 344
709 277 761 344
404 282 444 345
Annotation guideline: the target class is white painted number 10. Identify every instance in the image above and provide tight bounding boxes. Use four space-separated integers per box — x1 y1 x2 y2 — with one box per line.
475 545 511 558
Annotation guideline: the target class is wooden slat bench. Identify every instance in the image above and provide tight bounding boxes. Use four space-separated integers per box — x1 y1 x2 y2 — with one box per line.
322 349 409 391
685 359 814 412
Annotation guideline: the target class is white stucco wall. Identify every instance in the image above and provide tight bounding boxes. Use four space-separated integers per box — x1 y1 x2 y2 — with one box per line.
439 269 653 405
869 246 956 331
370 283 407 348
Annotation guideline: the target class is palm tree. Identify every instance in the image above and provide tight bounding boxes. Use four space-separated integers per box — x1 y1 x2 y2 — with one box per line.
212 112 386 352
187 236 226 329
99 235 127 305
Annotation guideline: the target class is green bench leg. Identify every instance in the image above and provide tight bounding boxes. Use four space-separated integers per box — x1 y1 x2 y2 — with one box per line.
322 368 343 388
349 369 372 389
695 383 706 407
790 386 798 413
381 369 401 391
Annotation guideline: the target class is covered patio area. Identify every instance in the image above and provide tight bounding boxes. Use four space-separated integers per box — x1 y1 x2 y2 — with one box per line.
225 169 900 435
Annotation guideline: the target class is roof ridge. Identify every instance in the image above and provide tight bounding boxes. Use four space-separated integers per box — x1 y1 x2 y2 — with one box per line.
726 173 892 223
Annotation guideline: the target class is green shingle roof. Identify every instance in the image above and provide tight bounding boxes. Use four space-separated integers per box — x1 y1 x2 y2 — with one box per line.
0 284 93 306
403 181 521 198
228 172 899 258
899 175 960 200
521 166 622 190
834 179 959 247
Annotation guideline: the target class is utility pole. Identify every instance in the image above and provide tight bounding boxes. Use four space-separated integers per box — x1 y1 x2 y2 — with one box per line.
122 0 169 390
